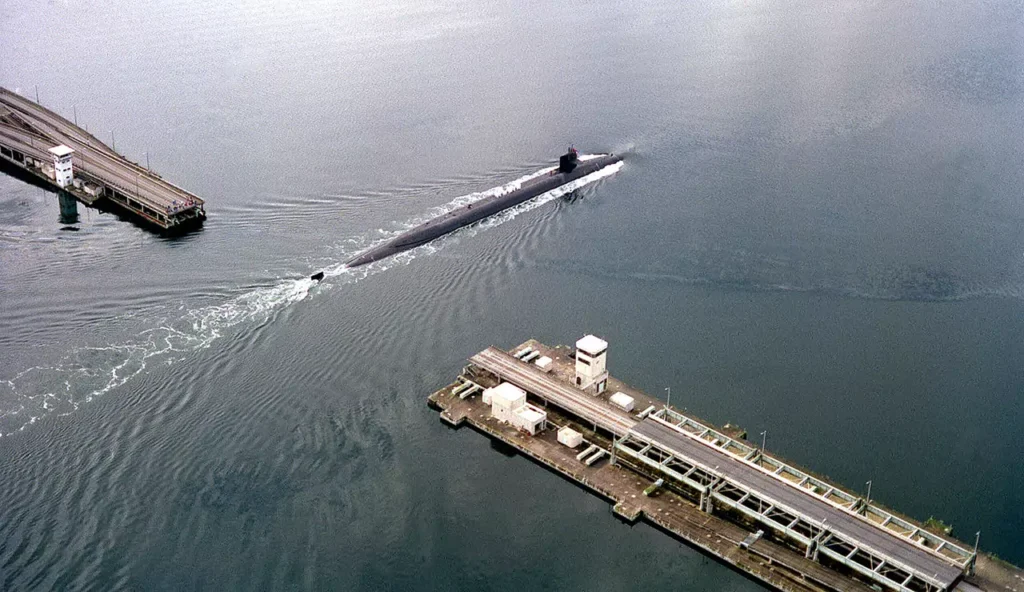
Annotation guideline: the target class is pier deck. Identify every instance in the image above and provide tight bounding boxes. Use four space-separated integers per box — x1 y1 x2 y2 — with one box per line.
0 87 205 230
431 370 871 592
430 339 1022 592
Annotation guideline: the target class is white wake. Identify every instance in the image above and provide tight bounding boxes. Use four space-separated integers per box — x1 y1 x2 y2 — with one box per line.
0 157 623 436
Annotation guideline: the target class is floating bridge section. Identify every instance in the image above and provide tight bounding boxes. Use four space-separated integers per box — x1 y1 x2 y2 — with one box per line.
468 346 975 592
0 87 205 230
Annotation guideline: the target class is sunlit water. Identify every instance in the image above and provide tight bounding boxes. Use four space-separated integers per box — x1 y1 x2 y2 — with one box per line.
1 0 1022 589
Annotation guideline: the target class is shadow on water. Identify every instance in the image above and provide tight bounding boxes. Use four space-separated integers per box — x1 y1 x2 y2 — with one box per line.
0 157 58 192
154 224 206 244
489 438 519 458
558 188 587 205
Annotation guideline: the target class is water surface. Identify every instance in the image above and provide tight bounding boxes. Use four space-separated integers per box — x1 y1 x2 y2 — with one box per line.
1 0 1022 589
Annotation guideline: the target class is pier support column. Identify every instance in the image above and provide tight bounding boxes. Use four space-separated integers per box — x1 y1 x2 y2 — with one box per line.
700 486 713 514
58 192 78 224
805 532 825 561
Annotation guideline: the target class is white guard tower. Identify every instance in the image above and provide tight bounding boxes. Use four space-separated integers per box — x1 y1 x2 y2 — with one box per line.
575 334 608 395
49 145 74 188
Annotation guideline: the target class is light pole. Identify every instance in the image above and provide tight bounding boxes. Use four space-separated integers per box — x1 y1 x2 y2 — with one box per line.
110 130 116 152
145 151 150 171
665 387 671 411
865 480 872 506
760 430 767 466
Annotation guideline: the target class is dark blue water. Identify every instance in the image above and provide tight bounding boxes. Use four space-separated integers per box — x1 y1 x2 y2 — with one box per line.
2 0 1022 588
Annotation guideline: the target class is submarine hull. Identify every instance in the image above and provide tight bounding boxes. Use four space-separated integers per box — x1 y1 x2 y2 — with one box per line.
346 153 622 267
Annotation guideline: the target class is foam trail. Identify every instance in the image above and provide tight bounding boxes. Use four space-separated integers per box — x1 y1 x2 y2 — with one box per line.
475 159 623 230
396 154 608 229
0 276 323 436
320 156 623 276
0 158 623 436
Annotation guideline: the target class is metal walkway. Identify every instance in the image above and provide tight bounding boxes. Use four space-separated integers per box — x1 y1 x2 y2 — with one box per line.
623 417 963 592
636 407 976 571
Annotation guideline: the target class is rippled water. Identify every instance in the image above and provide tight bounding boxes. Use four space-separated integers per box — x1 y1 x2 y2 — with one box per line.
2 0 1023 589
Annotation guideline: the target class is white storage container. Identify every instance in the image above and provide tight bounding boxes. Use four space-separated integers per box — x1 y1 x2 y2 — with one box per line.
489 382 527 424
609 392 635 412
558 427 583 448
534 356 553 372
514 405 547 435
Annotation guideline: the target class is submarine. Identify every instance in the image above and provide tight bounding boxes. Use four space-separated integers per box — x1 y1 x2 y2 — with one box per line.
345 148 622 267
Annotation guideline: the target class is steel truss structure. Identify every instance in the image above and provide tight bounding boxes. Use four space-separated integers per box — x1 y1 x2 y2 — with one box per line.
644 409 974 569
615 409 974 592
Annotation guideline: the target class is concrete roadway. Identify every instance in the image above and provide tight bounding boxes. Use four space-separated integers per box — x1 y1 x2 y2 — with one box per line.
633 419 962 588
0 120 175 211
0 88 202 212
0 88 118 159
0 123 50 161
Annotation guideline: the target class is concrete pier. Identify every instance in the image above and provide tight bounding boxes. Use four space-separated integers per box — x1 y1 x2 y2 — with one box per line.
58 192 78 224
429 338 1023 592
0 87 205 231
